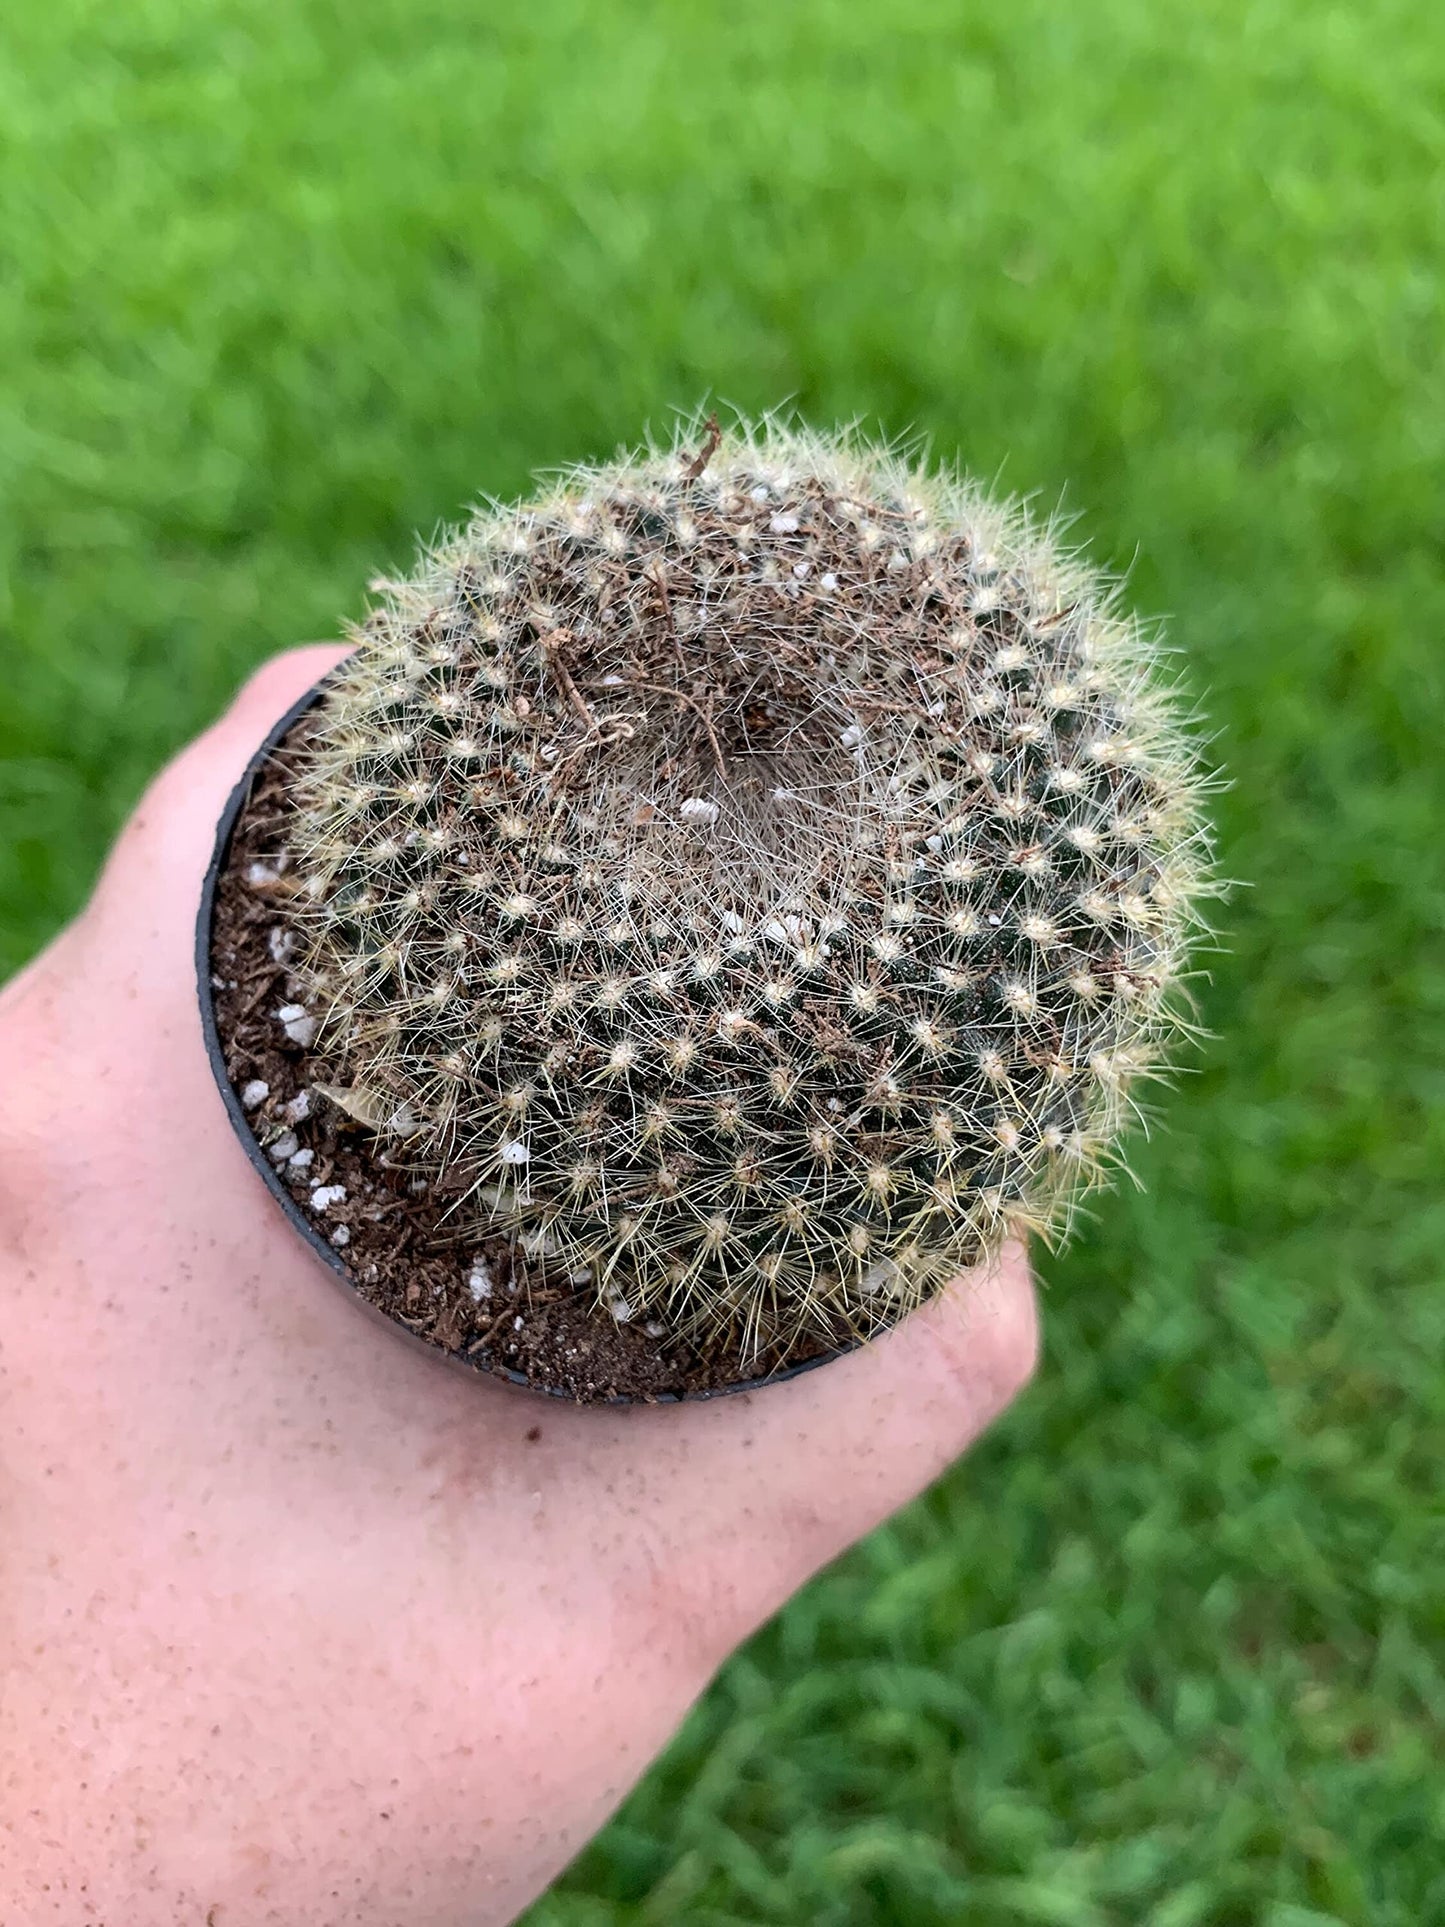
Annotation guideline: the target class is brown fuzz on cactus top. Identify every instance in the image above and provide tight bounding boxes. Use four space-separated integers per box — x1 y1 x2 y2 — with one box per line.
282 413 1211 1367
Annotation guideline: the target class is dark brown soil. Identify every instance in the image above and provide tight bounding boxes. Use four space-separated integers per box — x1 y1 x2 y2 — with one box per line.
203 711 850 1402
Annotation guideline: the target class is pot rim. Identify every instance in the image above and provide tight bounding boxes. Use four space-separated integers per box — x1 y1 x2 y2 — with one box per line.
195 674 861 1405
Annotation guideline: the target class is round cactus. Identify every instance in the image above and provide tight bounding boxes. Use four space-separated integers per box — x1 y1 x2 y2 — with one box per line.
286 415 1210 1360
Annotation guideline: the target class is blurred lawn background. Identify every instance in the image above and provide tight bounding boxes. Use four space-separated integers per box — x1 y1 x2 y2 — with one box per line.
3 0 1443 1920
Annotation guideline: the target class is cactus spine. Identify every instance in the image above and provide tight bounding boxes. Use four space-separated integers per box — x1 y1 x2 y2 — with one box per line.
288 415 1210 1359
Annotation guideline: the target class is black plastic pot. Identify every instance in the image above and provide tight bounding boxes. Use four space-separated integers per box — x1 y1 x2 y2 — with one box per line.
195 677 859 1404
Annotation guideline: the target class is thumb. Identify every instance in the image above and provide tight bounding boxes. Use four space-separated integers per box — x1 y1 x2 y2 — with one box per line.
581 1239 1039 1666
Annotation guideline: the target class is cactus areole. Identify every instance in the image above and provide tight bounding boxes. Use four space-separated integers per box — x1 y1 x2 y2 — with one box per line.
199 417 1210 1402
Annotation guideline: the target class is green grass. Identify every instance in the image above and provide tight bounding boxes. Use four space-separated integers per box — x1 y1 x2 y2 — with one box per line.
3 0 1443 1919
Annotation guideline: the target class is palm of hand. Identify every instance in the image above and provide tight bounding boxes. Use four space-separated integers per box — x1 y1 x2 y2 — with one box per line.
0 650 1036 1926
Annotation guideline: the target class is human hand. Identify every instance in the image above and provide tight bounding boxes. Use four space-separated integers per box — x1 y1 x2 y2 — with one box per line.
0 648 1038 1926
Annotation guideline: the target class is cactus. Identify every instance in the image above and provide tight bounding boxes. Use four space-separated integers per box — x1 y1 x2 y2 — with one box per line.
286 414 1211 1361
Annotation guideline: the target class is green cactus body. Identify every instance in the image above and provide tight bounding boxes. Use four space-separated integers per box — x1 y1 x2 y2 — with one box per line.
288 418 1209 1359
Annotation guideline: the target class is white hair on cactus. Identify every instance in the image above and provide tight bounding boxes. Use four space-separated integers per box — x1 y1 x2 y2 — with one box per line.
285 411 1215 1361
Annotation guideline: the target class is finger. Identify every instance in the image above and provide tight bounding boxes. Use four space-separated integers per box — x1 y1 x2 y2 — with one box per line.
578 1239 1039 1667
0 648 349 1026
93 644 351 915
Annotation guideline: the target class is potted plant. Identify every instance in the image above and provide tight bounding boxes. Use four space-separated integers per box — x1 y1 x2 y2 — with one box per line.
198 414 1210 1403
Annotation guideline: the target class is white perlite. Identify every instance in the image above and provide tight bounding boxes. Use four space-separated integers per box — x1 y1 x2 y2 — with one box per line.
309 1184 347 1213
240 1079 269 1110
267 1131 300 1164
276 1004 317 1047
466 1257 495 1302
281 1089 311 1124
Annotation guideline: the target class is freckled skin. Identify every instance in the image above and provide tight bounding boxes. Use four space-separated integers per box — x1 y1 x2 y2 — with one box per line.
0 650 1037 1927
